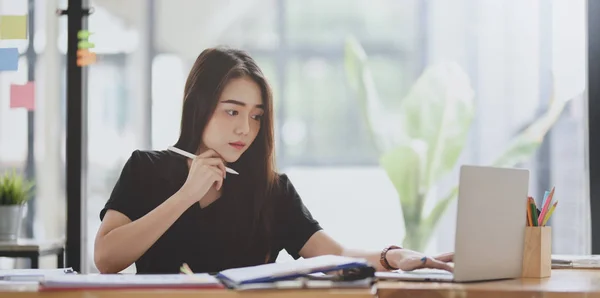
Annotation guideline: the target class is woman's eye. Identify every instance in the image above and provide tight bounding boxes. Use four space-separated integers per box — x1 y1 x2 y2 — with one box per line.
252 114 263 121
226 110 238 116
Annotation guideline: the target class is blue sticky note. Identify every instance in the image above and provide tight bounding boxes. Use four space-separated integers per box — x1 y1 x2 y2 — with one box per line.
0 48 19 71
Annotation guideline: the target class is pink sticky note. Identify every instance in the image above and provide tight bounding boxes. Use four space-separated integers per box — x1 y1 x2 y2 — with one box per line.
10 82 35 111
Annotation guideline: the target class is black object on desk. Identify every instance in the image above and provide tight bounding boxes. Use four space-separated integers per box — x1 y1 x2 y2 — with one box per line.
305 266 376 282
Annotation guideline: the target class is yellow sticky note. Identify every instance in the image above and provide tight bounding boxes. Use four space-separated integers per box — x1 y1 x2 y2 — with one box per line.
0 15 27 40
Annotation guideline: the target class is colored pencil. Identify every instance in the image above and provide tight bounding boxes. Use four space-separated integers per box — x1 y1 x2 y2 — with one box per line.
180 263 194 275
538 187 555 225
542 201 558 226
526 197 533 226
530 197 539 227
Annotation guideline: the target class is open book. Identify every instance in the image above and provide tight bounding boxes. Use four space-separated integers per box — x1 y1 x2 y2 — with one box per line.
31 255 368 290
39 273 224 290
216 255 369 288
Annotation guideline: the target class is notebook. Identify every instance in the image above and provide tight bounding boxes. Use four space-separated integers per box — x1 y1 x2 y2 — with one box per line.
0 268 75 281
216 255 369 288
38 273 224 291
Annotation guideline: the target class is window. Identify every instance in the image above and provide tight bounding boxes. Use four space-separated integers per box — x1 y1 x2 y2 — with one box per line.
75 0 589 272
0 0 67 270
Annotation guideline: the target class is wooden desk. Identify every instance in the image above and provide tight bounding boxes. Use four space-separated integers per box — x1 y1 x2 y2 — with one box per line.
2 269 599 297
377 269 600 298
0 283 375 298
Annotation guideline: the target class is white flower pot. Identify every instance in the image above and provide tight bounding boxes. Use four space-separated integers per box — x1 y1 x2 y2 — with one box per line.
0 205 23 241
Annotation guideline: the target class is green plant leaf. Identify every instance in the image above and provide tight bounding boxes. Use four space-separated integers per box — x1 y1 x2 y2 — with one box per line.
402 225 427 252
380 142 425 227
344 36 404 153
399 62 475 190
492 91 577 168
345 37 476 251
423 186 458 235
0 169 34 205
401 186 458 251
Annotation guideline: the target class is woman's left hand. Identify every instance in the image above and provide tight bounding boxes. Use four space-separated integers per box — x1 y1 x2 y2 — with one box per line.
386 248 454 272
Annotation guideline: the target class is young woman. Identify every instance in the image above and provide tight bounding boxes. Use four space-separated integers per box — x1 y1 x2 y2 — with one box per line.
93 47 453 274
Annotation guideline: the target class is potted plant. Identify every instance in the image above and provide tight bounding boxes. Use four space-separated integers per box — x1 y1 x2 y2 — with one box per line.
344 36 578 252
0 170 34 241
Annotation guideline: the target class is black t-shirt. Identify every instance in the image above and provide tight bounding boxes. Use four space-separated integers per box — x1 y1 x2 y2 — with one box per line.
99 150 322 274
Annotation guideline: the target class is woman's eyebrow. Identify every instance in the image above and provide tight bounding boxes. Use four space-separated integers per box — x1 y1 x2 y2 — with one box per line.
221 99 264 109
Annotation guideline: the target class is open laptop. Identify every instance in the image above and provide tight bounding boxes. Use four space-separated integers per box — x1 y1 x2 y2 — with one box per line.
377 165 529 282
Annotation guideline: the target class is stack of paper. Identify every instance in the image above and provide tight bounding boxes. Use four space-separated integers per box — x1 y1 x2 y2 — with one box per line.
39 273 224 290
234 278 373 291
552 254 600 269
0 268 75 281
217 255 369 288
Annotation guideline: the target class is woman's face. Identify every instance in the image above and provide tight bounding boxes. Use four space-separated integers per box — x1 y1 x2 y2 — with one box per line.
200 76 264 163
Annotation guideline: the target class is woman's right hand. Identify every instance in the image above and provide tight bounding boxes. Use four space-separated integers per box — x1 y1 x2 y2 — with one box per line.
179 149 226 204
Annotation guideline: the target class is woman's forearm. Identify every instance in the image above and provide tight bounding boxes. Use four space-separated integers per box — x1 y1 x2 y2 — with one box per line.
94 191 193 273
342 248 388 271
299 231 389 271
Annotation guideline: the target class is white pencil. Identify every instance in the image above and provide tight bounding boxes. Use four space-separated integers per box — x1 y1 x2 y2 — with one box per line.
167 146 239 175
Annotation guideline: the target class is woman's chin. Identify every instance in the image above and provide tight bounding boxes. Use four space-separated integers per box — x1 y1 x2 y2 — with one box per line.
221 153 241 164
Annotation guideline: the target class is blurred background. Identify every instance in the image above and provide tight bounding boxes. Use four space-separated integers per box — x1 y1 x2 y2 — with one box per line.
0 0 588 273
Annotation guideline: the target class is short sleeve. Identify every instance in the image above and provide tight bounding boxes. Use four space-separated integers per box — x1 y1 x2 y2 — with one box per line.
99 150 145 221
274 174 322 259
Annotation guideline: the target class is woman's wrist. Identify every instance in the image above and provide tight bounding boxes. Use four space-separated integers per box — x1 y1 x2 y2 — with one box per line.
381 245 402 270
172 189 197 208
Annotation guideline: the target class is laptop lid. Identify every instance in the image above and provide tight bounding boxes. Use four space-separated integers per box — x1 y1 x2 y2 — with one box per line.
453 165 529 282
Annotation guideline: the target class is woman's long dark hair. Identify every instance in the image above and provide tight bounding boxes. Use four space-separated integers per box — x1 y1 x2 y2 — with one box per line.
174 47 278 263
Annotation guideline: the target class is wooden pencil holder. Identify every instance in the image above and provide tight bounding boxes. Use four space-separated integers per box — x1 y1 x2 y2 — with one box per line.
522 226 551 278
